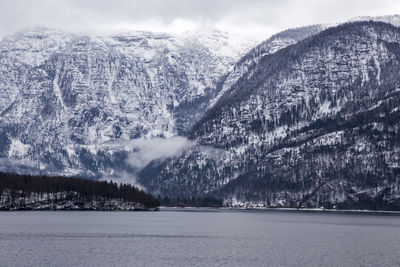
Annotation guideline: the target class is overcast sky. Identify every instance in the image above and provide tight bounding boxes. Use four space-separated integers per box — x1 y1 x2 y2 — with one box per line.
1 0 399 39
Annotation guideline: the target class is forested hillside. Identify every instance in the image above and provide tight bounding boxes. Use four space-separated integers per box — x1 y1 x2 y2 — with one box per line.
0 172 159 210
140 21 400 211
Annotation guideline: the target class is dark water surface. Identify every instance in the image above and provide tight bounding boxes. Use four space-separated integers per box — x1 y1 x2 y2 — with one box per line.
0 208 399 266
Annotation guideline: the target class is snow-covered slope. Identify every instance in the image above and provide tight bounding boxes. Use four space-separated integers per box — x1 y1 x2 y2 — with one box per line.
0 27 260 177
140 21 400 210
2 15 400 210
209 24 328 108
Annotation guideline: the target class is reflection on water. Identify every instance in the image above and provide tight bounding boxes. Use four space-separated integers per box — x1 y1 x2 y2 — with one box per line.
0 209 399 266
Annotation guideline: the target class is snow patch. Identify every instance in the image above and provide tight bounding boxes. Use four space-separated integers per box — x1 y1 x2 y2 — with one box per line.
8 139 30 158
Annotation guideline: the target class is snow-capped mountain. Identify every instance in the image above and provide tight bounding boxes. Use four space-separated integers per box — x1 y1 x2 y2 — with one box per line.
140 21 400 210
209 24 328 108
2 15 400 210
0 27 261 177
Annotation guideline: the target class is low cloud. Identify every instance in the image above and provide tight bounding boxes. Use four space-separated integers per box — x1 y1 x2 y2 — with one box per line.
0 157 40 169
126 136 194 170
100 136 194 190
101 171 147 192
1 0 398 39
0 157 10 170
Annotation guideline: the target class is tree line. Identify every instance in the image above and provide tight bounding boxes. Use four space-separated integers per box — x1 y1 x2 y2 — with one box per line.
0 172 159 209
159 195 223 208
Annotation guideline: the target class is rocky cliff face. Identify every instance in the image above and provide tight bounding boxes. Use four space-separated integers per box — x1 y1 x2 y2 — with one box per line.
140 21 400 210
209 24 327 108
2 16 400 210
0 27 259 177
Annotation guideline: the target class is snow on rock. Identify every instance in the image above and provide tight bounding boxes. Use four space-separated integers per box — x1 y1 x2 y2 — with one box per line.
8 139 30 158
140 20 400 210
0 27 262 178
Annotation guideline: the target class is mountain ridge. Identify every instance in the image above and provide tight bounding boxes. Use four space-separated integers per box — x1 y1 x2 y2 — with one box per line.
0 26 260 178
139 20 400 210
1 17 400 210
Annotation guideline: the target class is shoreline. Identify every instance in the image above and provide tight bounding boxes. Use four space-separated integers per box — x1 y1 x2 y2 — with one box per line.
1 206 399 215
160 206 400 216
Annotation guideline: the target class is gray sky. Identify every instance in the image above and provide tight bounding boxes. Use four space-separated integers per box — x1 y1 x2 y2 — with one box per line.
1 0 399 38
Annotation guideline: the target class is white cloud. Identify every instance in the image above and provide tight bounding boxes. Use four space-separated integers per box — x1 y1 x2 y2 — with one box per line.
98 136 193 189
0 0 399 39
126 136 194 170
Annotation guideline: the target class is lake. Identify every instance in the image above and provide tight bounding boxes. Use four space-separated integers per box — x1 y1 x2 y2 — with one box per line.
0 208 399 266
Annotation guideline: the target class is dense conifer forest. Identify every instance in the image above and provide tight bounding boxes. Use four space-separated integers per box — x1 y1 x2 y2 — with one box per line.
0 172 159 210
